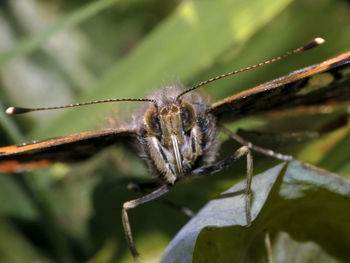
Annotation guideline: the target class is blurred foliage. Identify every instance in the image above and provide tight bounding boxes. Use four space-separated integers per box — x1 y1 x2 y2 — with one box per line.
0 0 349 262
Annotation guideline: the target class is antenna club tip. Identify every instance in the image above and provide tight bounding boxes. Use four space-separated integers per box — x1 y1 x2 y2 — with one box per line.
314 37 325 45
5 107 15 114
5 106 30 114
302 37 326 51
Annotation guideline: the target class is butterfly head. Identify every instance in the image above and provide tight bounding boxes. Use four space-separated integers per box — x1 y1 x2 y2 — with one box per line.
142 86 206 184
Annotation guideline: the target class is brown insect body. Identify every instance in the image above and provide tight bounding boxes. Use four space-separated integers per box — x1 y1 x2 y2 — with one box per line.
134 85 218 184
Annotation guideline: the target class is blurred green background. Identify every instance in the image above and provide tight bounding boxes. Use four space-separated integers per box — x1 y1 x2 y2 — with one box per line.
0 0 349 262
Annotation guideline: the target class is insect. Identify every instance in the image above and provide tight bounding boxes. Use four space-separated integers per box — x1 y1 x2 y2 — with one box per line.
0 37 349 260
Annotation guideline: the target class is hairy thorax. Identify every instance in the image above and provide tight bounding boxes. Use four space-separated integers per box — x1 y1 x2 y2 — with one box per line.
133 85 218 184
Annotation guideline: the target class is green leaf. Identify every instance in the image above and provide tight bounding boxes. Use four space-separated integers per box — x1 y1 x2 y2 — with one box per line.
0 175 38 219
0 0 121 68
0 218 53 263
162 161 350 263
318 133 350 174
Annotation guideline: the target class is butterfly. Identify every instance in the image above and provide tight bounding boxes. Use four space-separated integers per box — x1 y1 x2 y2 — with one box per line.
0 37 349 259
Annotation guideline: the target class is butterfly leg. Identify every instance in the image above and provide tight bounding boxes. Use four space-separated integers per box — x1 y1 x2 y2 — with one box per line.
122 184 171 259
219 125 293 161
218 125 293 225
191 125 293 225
127 181 195 217
191 145 253 225
264 231 275 263
220 126 282 262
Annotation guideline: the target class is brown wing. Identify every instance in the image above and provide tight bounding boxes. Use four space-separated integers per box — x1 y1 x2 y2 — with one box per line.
0 128 136 173
209 52 350 122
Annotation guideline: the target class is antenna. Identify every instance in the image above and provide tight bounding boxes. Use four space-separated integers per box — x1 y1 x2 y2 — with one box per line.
176 37 325 100
6 98 157 115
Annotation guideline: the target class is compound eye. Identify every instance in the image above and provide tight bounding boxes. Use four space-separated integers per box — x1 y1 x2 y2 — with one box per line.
144 107 161 135
181 102 196 131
